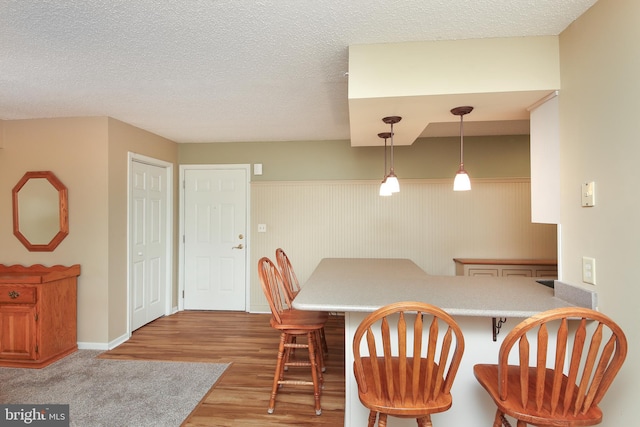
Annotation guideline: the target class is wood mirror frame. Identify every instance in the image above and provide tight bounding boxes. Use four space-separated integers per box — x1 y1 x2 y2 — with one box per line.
12 171 69 252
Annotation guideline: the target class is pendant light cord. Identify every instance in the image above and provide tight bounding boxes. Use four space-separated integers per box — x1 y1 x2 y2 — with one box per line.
459 114 464 166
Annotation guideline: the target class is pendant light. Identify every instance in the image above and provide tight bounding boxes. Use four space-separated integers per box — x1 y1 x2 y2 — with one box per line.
378 132 392 196
382 116 401 193
451 106 473 191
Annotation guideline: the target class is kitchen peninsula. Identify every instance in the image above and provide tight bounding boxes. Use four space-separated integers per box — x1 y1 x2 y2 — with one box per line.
293 258 595 426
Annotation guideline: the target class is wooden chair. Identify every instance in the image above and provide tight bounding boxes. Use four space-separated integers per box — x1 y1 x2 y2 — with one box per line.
258 256 327 415
474 307 628 427
275 247 328 354
352 301 465 427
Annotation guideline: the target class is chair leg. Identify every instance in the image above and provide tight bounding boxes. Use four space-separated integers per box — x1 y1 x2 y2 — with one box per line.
283 334 295 371
493 410 518 427
377 413 388 427
267 332 288 414
314 330 326 374
320 326 329 355
367 411 378 427
306 331 322 415
417 415 432 427
316 332 325 386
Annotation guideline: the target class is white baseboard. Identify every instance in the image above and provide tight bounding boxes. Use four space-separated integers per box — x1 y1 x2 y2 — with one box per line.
77 342 109 351
107 332 130 350
77 331 130 351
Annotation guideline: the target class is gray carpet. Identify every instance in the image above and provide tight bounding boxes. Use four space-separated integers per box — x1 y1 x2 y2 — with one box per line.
0 350 229 427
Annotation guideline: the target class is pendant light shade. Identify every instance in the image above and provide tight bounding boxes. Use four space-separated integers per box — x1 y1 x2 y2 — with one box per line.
453 168 471 191
382 116 401 194
378 132 392 196
451 106 473 191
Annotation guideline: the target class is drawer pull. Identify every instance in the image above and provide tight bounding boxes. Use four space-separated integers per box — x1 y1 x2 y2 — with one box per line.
8 290 20 299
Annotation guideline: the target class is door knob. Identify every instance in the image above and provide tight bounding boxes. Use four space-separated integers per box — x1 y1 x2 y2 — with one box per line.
232 244 244 249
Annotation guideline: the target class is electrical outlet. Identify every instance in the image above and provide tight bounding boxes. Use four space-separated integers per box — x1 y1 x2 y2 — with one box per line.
257 224 267 232
582 257 596 285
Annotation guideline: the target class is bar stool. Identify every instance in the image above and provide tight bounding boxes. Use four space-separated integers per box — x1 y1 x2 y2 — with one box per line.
258 256 327 415
474 307 627 427
352 301 465 427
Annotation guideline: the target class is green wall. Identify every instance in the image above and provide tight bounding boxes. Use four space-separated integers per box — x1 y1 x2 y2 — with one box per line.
179 135 530 181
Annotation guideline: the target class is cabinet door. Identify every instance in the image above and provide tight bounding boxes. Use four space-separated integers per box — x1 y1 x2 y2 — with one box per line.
468 267 499 276
0 305 37 360
502 268 534 277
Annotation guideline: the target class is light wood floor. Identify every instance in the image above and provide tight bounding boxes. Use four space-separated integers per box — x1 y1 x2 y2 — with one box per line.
100 310 346 426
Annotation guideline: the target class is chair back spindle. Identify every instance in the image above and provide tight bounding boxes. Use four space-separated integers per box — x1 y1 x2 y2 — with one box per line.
258 257 288 324
275 248 300 306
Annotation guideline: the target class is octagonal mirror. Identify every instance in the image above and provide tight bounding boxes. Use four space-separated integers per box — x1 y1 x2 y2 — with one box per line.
12 171 69 251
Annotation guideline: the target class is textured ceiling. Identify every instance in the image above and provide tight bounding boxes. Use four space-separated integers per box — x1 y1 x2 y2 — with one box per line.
0 0 598 143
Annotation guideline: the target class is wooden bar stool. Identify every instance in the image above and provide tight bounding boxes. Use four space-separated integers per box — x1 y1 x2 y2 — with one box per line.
275 247 329 355
474 307 627 427
258 256 327 415
352 301 465 427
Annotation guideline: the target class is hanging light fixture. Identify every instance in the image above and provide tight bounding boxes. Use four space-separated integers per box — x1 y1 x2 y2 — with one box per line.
451 106 473 191
382 116 401 193
378 132 392 196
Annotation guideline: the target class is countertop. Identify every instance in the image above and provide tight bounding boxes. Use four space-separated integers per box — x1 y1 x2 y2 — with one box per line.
293 258 595 318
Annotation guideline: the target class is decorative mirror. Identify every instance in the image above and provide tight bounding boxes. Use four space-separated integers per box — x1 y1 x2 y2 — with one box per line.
12 171 69 251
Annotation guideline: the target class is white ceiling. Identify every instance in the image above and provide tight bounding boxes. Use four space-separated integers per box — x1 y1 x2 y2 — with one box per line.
0 0 597 144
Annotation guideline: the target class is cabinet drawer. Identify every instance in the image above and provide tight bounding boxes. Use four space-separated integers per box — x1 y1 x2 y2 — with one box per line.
0 286 36 304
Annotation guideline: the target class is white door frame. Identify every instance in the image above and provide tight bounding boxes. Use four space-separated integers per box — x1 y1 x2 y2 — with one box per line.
178 164 251 312
127 152 174 335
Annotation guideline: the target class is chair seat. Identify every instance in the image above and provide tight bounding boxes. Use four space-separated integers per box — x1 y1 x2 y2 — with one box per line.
357 356 453 417
474 364 604 426
270 309 328 331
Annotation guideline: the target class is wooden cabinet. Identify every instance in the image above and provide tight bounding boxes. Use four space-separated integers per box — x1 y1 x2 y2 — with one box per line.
0 264 80 368
453 258 557 278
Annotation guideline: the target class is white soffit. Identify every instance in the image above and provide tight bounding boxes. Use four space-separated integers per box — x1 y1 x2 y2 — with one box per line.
348 37 560 146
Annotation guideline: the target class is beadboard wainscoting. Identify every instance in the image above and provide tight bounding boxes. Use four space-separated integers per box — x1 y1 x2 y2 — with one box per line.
250 178 556 313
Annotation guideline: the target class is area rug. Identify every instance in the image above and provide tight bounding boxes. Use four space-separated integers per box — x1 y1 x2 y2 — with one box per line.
0 350 229 427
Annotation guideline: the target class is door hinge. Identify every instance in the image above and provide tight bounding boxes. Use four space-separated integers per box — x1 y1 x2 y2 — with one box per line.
35 344 39 354
34 313 39 321
182 290 185 298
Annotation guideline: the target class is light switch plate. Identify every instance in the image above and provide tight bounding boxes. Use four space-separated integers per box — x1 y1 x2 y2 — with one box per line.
582 181 595 207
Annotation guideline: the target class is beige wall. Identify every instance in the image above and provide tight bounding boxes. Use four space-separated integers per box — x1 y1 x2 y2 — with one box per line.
0 117 178 346
180 134 531 180
0 117 111 344
558 0 639 422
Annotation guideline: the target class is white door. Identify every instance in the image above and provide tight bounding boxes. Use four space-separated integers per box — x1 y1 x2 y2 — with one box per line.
183 167 247 310
130 160 168 330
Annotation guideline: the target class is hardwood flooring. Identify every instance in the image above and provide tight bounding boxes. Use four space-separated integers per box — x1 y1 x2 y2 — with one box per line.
99 310 346 426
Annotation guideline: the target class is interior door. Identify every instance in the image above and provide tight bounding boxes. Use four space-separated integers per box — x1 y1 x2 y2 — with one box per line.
130 160 168 330
183 167 247 311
